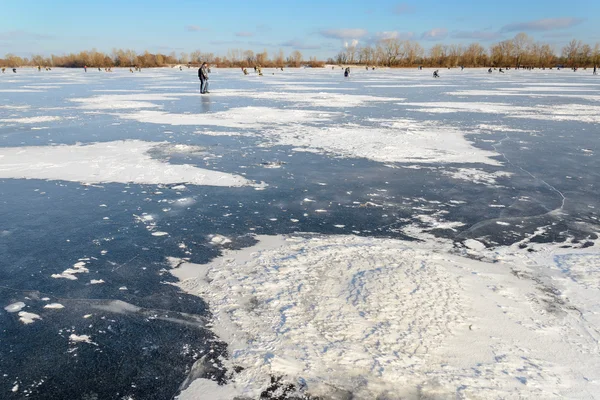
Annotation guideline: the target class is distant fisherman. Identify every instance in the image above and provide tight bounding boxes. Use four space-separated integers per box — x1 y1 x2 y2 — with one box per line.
1 67 5 73
594 65 597 75
433 70 440 78
344 67 350 77
12 68 17 73
488 68 493 73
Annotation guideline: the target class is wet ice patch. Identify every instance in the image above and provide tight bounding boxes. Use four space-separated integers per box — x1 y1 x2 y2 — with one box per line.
0 140 258 187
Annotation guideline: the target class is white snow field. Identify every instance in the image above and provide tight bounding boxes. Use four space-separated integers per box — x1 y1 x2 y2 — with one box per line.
1 66 599 399
172 233 600 400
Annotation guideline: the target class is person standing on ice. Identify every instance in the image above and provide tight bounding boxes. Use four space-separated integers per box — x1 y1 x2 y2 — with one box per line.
594 65 597 75
199 62 209 94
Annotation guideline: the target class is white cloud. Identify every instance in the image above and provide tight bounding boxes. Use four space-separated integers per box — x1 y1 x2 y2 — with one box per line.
500 18 584 33
451 30 502 41
421 28 448 41
375 31 415 41
319 29 369 40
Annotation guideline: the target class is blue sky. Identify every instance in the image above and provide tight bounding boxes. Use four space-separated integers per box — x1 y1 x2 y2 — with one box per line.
1 0 597 58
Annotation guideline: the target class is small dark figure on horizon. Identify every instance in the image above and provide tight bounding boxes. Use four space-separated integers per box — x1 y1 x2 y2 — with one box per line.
433 70 440 78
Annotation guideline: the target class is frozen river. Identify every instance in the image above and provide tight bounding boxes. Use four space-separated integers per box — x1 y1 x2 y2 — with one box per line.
1 66 599 399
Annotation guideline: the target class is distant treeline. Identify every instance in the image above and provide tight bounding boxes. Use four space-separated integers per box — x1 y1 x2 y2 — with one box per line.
1 33 598 69
0 48 322 68
330 33 600 68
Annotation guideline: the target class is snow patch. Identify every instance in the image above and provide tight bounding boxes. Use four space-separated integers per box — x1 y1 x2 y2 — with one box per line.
0 140 258 187
4 302 26 313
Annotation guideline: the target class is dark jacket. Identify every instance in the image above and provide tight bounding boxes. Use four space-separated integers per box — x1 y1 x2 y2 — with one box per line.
199 65 208 80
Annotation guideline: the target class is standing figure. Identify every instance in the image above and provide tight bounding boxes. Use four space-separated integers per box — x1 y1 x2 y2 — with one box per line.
433 70 440 78
594 65 597 75
344 67 350 77
199 62 209 94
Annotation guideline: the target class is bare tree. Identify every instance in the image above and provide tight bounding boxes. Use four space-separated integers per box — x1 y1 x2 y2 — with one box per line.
562 39 582 66
243 50 255 66
256 50 268 66
512 33 533 67
288 50 303 67
190 50 201 64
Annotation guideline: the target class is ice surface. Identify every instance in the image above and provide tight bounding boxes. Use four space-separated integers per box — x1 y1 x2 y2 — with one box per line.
43 303 65 309
69 334 95 345
0 116 62 124
4 302 26 313
18 311 41 325
263 119 502 165
206 89 404 107
2 67 600 399
117 106 336 129
175 233 600 399
0 140 258 187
